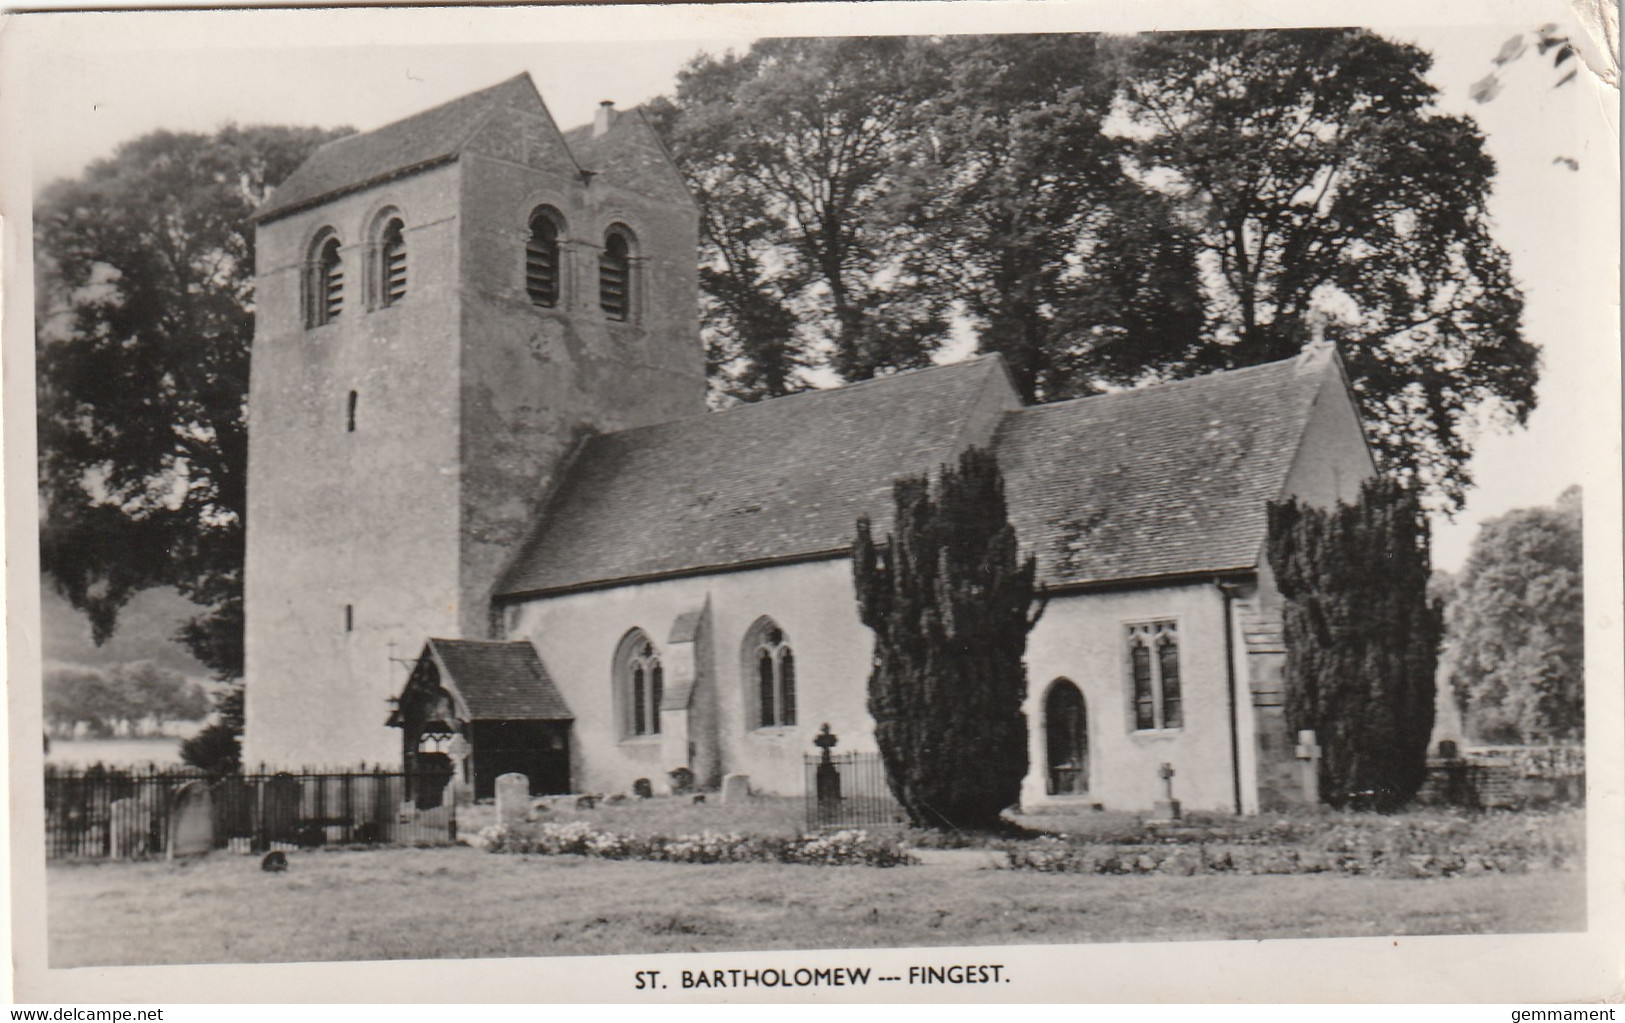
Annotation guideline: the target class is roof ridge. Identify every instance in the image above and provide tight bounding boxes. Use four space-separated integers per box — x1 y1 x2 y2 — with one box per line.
1008 355 1309 417
362 72 531 145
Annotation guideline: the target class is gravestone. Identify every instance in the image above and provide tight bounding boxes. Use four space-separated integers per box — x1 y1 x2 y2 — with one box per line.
495 773 529 827
668 767 694 795
168 780 214 858
632 777 653 799
109 797 144 860
813 724 842 824
1294 730 1322 806
720 772 751 804
1437 738 1459 760
1151 762 1182 821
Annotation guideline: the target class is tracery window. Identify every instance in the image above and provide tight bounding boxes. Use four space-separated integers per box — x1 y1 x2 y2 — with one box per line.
747 618 796 729
618 629 663 738
526 207 564 307
1127 620 1181 731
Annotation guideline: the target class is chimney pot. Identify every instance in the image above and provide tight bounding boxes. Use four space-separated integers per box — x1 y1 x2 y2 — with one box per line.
594 101 617 137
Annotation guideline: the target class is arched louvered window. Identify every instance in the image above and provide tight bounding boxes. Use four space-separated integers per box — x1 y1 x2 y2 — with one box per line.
526 208 563 307
617 629 662 738
747 618 796 729
599 226 633 321
306 230 343 327
1126 620 1181 731
380 217 406 306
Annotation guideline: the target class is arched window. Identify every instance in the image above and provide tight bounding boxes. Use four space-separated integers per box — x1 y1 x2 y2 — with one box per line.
616 629 663 738
1045 679 1088 795
378 216 406 306
1126 620 1181 731
306 229 343 327
599 225 634 321
526 207 564 307
746 618 796 729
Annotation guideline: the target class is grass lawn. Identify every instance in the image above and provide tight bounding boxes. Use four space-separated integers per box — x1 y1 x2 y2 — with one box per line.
48 844 1585 967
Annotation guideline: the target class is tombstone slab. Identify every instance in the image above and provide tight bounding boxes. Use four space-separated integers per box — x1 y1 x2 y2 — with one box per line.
720 772 751 804
495 773 530 827
109 798 145 860
168 780 214 858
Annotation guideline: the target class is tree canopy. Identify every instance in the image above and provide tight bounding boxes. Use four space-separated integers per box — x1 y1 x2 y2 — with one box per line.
1442 486 1584 743
656 30 1537 508
44 660 209 737
35 124 351 679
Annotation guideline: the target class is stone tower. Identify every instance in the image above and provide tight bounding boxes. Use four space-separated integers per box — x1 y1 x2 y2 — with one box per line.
242 74 704 768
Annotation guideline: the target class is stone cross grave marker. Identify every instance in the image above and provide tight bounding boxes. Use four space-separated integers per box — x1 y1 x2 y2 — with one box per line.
1294 730 1322 806
1152 761 1182 821
814 723 842 821
168 780 214 858
495 773 530 827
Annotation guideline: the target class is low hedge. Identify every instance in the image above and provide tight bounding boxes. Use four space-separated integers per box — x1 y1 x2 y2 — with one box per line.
470 821 914 868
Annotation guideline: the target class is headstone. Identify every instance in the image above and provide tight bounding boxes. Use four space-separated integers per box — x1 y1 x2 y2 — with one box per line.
604 793 627 805
109 797 144 860
1151 762 1182 821
720 772 751 804
168 780 214 858
1437 738 1459 760
667 767 694 794
632 777 653 799
575 794 599 810
1294 729 1323 805
495 773 530 827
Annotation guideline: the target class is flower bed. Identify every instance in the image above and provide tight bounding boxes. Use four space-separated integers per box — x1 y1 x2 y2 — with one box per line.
1004 809 1584 878
470 821 914 868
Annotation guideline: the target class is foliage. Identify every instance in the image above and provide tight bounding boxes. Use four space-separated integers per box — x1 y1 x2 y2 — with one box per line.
852 447 1045 831
1267 477 1442 810
1442 487 1584 743
179 682 245 773
1118 30 1536 510
656 31 1536 509
1004 807 1583 877
649 37 948 399
43 660 208 736
887 34 1204 403
35 124 351 679
473 822 914 867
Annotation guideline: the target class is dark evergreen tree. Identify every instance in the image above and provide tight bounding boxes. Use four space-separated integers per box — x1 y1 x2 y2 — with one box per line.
1267 477 1441 810
179 682 244 774
853 447 1045 830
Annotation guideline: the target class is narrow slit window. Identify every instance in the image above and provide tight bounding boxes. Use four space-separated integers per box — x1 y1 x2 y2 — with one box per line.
344 604 354 633
347 391 358 433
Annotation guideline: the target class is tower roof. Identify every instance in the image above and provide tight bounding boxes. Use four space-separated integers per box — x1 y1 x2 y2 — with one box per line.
255 73 564 223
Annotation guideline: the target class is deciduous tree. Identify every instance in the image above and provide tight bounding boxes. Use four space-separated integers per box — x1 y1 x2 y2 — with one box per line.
1442 486 1584 743
35 124 351 679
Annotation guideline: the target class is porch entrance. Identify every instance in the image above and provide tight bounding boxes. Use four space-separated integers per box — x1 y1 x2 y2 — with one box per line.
1045 679 1089 795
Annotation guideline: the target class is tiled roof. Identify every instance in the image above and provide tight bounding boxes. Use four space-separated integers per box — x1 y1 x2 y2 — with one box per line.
996 355 1334 587
255 74 553 222
495 357 1011 597
428 639 572 720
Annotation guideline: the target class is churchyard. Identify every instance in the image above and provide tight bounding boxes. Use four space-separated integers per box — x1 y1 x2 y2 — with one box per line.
47 796 1586 967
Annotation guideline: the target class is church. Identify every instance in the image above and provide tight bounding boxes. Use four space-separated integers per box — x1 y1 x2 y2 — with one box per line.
240 72 1375 815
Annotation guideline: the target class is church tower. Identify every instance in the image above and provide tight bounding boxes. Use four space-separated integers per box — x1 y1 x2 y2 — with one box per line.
241 74 704 768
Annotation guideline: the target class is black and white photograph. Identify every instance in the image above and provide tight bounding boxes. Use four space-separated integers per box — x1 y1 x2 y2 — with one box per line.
3 0 1621 1004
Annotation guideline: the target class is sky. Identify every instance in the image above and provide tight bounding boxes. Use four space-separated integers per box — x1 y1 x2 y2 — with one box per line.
3 0 1618 575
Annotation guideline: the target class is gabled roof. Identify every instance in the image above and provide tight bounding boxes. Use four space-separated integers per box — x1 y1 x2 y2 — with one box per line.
561 107 695 208
425 639 572 721
995 353 1337 588
495 356 1013 598
255 73 565 223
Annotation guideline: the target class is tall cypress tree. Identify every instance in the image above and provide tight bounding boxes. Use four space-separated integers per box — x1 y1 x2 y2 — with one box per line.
853 447 1046 830
1267 477 1441 810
